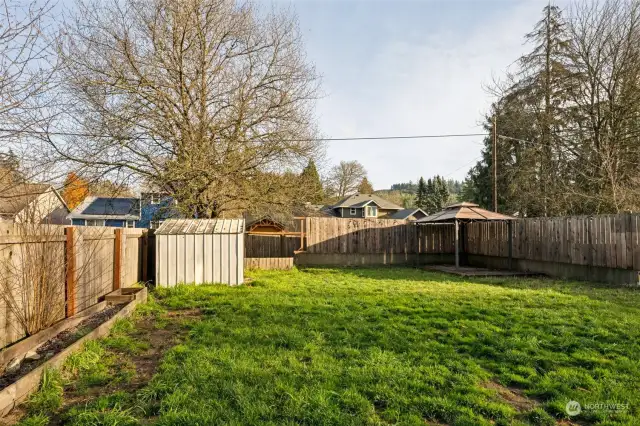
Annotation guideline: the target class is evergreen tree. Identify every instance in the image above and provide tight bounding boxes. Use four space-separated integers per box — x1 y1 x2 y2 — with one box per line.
419 176 451 214
434 175 450 209
424 178 436 214
464 5 572 216
517 4 571 216
415 177 428 210
300 160 324 203
357 177 374 194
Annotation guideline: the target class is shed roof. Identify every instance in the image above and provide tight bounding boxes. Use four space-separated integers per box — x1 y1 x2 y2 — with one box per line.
155 218 245 235
415 202 515 223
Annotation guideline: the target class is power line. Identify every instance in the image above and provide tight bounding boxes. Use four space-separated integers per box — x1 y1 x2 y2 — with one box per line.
304 133 489 142
0 127 489 141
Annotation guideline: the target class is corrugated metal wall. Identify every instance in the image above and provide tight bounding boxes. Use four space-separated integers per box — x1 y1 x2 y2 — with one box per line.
155 219 244 286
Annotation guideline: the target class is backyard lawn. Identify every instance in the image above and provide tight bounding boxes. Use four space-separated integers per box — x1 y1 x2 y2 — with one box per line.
16 267 640 425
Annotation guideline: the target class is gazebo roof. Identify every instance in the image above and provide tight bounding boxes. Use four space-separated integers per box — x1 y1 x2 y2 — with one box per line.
415 202 515 223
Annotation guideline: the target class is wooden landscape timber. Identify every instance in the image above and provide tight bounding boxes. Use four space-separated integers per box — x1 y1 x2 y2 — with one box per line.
0 288 148 418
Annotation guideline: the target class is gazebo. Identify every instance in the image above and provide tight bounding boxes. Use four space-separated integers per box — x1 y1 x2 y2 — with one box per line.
414 202 516 269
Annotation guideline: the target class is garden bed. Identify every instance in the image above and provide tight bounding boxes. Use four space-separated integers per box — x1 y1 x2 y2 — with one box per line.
0 287 147 418
0 304 123 390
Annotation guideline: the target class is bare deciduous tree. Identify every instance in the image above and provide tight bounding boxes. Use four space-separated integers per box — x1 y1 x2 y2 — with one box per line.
326 160 368 199
42 0 322 217
0 0 61 189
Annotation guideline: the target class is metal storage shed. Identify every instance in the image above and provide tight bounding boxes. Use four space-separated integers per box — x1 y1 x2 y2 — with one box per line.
155 218 245 286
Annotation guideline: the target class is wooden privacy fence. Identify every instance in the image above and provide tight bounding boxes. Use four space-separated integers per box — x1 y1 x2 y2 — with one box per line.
245 234 300 257
244 257 294 270
466 215 640 270
1 224 150 350
302 217 454 254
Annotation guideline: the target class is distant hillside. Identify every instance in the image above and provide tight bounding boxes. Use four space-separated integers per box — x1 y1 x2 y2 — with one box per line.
373 189 414 208
381 179 464 208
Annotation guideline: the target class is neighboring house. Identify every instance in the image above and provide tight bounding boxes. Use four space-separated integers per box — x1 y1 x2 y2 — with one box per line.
67 196 140 227
138 192 181 229
326 193 403 219
388 208 428 221
0 183 70 224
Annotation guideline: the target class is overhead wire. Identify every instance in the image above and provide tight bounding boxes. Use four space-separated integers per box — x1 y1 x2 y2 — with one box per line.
0 127 490 142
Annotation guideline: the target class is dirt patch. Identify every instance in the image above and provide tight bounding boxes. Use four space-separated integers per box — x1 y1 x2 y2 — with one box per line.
0 304 125 390
125 308 201 388
43 308 201 425
483 381 538 412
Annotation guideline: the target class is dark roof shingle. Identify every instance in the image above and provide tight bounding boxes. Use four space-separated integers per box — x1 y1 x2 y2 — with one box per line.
331 193 402 210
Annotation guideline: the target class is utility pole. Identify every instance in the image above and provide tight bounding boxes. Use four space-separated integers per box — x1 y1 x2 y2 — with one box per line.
492 115 498 212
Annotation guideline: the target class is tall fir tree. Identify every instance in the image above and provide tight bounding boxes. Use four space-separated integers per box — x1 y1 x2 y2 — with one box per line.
357 177 374 194
518 4 571 216
434 175 450 209
299 160 324 203
463 4 571 216
415 177 428 209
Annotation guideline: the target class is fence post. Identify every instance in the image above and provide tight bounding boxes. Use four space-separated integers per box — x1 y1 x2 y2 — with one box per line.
508 221 513 270
113 228 123 290
142 232 148 282
65 227 76 317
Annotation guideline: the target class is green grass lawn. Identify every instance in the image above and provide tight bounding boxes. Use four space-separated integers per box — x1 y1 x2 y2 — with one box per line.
18 268 640 425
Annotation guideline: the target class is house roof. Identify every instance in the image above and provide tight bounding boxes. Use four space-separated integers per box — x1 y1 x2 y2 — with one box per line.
388 208 427 220
155 218 244 235
415 202 516 223
67 196 140 220
0 183 63 218
331 193 402 210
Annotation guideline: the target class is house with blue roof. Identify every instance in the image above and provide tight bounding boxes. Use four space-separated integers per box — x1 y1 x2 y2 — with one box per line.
67 193 181 228
68 196 141 227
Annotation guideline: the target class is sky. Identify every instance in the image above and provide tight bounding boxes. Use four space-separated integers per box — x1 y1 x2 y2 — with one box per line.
277 0 557 189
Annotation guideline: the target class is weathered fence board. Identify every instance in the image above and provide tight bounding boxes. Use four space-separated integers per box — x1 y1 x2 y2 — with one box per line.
304 217 441 254
245 257 294 270
245 234 299 258
466 214 640 271
1 225 148 350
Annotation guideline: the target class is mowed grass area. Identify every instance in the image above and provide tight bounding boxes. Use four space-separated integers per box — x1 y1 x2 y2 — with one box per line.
18 268 640 425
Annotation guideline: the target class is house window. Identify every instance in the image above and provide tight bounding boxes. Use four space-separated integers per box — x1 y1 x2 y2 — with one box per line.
126 220 136 228
150 220 162 230
349 208 357 216
86 219 105 227
365 206 377 217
